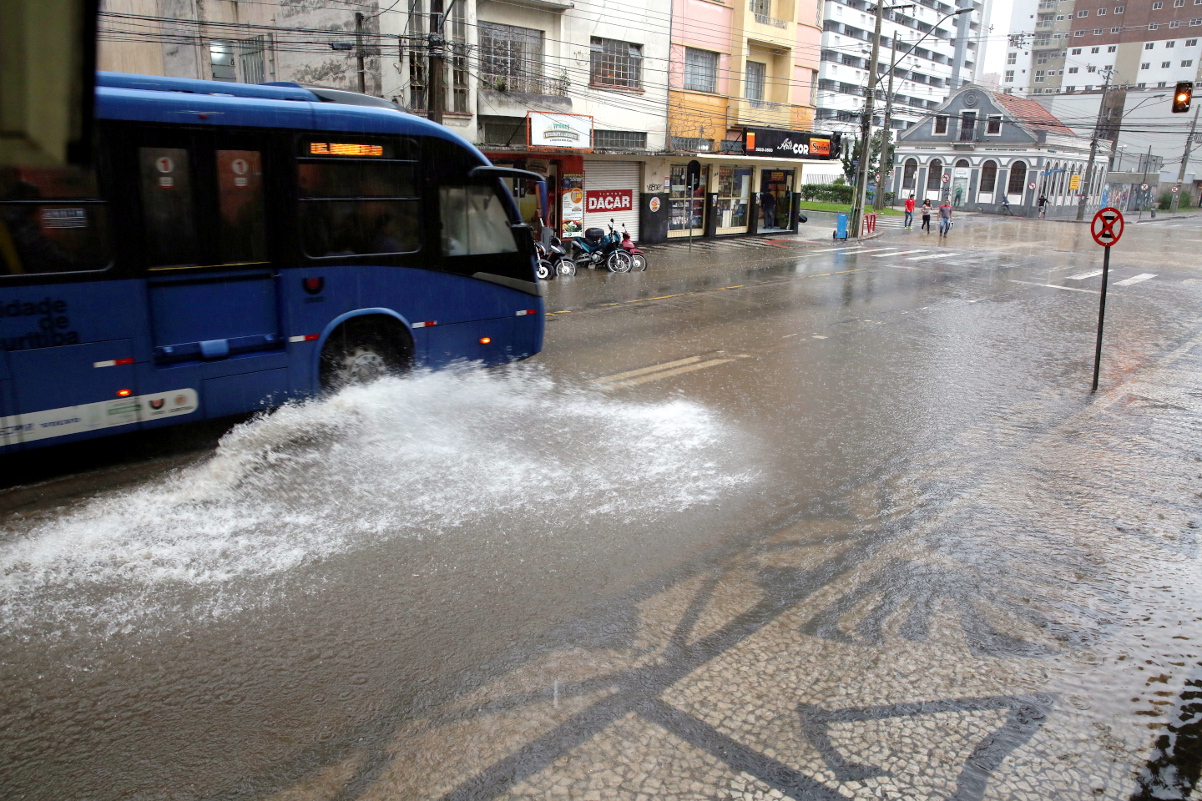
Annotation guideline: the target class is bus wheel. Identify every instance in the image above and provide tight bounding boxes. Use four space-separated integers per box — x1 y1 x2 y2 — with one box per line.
319 320 411 391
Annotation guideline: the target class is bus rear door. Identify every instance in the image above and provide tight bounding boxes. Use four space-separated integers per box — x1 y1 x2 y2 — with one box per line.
134 131 282 378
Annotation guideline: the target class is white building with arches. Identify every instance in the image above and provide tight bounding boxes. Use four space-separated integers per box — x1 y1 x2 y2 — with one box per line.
889 85 1107 216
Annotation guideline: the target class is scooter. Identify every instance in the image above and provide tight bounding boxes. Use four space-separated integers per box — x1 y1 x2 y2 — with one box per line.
533 219 575 280
571 225 632 273
619 222 647 271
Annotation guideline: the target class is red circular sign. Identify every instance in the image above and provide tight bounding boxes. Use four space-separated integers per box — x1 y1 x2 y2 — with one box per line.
1091 207 1124 247
941 173 951 183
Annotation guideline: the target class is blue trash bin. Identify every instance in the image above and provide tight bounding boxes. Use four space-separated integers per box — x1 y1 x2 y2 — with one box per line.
834 213 849 240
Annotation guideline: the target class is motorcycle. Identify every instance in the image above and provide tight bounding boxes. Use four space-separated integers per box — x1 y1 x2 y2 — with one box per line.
619 222 647 271
533 219 575 280
571 224 632 273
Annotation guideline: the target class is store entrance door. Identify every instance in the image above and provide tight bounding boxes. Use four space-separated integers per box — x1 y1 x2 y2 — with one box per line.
759 169 793 232
669 163 708 238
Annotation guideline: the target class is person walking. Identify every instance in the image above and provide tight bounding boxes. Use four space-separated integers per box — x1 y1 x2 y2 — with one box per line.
938 199 953 236
921 199 933 233
1037 193 1048 218
1001 195 1012 215
904 194 916 228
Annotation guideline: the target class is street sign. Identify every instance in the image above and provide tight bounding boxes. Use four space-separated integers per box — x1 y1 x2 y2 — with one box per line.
1140 182 1150 191
1172 185 1181 193
1028 181 1036 190
1089 207 1124 393
941 173 950 183
1091 207 1124 247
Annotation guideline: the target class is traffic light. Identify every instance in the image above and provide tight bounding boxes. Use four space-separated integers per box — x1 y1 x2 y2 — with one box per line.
1173 81 1193 113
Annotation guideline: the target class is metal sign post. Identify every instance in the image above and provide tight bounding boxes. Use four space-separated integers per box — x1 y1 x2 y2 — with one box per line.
686 160 701 256
1089 207 1125 393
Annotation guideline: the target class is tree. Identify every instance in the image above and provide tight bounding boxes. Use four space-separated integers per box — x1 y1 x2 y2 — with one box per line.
840 129 896 188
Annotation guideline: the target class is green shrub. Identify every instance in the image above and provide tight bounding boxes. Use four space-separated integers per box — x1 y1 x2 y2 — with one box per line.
1158 191 1173 210
800 183 855 204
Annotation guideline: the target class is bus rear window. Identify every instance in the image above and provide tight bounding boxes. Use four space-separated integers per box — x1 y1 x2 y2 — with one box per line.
0 166 111 276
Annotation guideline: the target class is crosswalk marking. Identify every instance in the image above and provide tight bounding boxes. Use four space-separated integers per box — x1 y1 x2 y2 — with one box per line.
1067 270 1103 280
873 249 927 257
905 253 942 260
1114 273 1157 286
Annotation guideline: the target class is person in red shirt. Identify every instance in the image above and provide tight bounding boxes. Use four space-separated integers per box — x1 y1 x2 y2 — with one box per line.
904 194 916 228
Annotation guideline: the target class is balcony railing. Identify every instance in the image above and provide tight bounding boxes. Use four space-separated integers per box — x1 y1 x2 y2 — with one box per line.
749 0 788 27
479 73 569 97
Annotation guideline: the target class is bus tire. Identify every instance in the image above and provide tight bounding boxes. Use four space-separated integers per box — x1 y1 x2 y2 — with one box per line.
319 317 413 391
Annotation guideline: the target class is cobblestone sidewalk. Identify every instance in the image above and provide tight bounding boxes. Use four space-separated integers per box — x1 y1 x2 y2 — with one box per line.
269 325 1202 801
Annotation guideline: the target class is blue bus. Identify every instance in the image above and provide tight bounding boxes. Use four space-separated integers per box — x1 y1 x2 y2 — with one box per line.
0 72 545 452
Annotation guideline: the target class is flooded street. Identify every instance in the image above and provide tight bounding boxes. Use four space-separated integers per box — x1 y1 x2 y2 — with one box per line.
4 215 1202 800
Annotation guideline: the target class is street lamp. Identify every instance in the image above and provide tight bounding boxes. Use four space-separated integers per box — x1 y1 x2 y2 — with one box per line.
869 5 973 214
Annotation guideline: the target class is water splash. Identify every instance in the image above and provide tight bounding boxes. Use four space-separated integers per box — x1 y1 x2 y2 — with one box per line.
0 365 755 634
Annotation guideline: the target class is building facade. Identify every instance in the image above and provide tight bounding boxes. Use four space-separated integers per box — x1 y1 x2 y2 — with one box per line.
890 84 1107 215
1004 0 1202 97
816 0 987 138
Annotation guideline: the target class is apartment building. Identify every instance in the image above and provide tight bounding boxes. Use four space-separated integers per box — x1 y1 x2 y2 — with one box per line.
663 0 843 239
1005 0 1202 96
816 0 987 137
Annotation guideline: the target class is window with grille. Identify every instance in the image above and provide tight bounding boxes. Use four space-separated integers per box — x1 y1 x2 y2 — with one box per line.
1192 19 1202 24
1072 47 1082 53
480 22 545 94
684 48 719 92
1153 1 1163 8
1172 20 1182 27
1112 27 1120 32
1185 59 1195 65
590 37 643 89
1007 161 1027 194
407 0 427 111
449 1 468 112
1007 52 1017 64
1168 39 1177 45
1147 41 1156 48
1078 9 1088 16
1005 69 1015 81
1163 60 1172 66
1115 5 1124 11
1141 62 1150 68
987 115 1002 134
1188 38 1199 44
934 115 948 134
1094 28 1102 33
238 37 267 84
1092 46 1100 52
1098 7 1106 13
745 60 766 102
1150 23 1160 30
594 130 648 149
1070 66 1080 72
210 41 236 82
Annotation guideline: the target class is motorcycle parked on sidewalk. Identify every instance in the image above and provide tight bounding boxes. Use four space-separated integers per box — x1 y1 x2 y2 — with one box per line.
619 222 647 271
571 224 632 273
534 220 576 279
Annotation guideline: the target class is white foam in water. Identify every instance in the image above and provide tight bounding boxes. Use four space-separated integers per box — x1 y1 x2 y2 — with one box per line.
0 365 754 635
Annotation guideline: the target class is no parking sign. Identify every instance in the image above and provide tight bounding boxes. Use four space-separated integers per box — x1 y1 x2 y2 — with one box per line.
1089 207 1124 393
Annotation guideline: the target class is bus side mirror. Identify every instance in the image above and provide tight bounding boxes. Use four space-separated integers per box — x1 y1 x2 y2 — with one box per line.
511 223 536 256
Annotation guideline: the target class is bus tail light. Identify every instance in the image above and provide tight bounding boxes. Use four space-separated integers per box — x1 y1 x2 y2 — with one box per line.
116 389 132 397
479 337 492 345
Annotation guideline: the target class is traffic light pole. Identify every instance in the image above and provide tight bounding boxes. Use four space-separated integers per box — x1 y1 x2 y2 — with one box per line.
1171 104 1200 214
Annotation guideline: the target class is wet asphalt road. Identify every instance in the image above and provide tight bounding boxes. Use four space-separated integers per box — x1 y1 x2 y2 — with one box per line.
4 214 1202 800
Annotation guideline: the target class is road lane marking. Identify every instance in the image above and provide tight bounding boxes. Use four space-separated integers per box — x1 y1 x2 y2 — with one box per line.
604 358 737 389
1115 273 1157 286
873 249 927 257
1007 279 1096 293
905 253 943 260
1067 270 1103 280
590 356 702 384
891 264 918 270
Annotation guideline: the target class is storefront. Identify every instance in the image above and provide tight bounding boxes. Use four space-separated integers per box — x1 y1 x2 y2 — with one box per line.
582 159 641 241
640 128 842 243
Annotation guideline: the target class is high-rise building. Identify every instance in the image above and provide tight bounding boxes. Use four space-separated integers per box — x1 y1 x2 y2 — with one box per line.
815 0 987 137
1004 0 1202 96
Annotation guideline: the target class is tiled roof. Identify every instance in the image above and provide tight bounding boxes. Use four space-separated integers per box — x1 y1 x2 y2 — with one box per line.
990 92 1076 135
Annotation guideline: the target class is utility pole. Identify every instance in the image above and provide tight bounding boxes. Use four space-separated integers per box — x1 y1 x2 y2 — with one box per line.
1138 143 1152 220
1077 65 1112 221
355 12 367 95
875 6 969 211
427 0 446 124
851 0 886 238
1171 104 1200 214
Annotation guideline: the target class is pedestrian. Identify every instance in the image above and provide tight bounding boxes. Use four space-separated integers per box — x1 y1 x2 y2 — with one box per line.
921 199 932 233
904 194 915 228
760 190 776 229
938 199 953 236
1037 193 1048 218
1001 195 1012 215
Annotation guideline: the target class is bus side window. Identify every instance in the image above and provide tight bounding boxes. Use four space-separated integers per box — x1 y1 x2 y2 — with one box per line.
216 150 267 263
439 185 519 257
0 166 111 276
138 147 198 267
